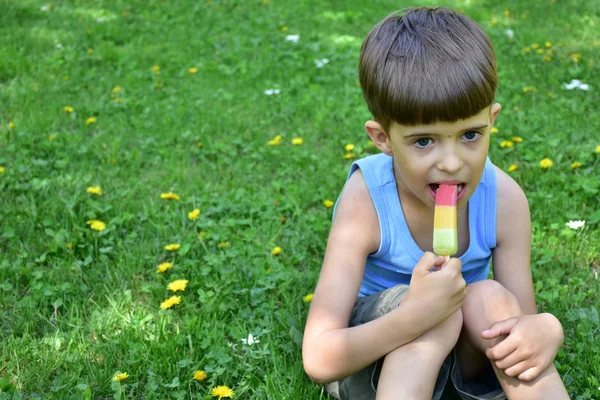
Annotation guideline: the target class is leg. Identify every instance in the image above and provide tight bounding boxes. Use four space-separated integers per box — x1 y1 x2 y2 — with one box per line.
376 309 463 400
458 280 569 400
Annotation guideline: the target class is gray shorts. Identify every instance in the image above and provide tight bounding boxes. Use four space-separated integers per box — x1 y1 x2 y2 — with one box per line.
325 284 506 400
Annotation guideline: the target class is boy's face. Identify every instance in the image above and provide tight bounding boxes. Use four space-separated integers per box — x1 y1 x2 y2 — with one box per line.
366 104 501 210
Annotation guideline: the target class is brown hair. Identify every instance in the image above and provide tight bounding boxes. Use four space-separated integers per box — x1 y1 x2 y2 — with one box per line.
359 7 498 132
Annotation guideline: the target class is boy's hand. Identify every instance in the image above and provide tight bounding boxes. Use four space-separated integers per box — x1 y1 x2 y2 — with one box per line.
482 313 564 381
404 252 467 326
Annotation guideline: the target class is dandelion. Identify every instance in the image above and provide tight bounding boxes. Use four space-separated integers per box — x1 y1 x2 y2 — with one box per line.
157 262 174 273
566 220 585 230
292 137 303 145
87 219 106 231
87 48 94 55
271 246 282 256
264 89 280 96
241 333 260 345
112 86 120 93
500 140 513 148
508 164 518 172
303 293 314 302
211 385 235 399
0 166 5 173
86 186 103 195
198 231 207 239
193 370 208 382
165 243 181 251
167 279 188 292
64 106 74 113
268 135 282 145
188 67 198 74
323 200 334 208
536 49 544 54
285 34 300 43
152 65 160 74
8 121 15 129
539 158 553 169
523 86 536 93
512 136 523 143
86 117 97 125
344 153 356 159
531 43 539 49
490 127 499 134
570 53 582 62
218 241 230 249
160 192 180 200
48 134 57 141
112 372 128 382
545 41 552 48
188 208 200 220
345 143 355 152
596 145 600 153
160 295 182 309
571 161 582 169
504 29 514 40
543 55 552 62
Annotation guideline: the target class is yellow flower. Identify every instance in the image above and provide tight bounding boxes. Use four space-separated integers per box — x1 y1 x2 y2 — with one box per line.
160 192 180 200
570 53 582 62
188 67 198 74
545 41 552 48
87 219 106 231
218 241 230 249
596 145 600 153
211 385 235 399
523 86 536 93
113 86 121 93
48 134 57 141
323 200 334 208
112 372 128 382
198 231 207 239
157 262 174 273
86 186 103 195
303 293 314 302
267 135 282 146
8 121 15 129
523 47 531 54
271 246 282 256
64 106 74 113
167 279 189 292
508 164 518 172
0 166 5 173
344 153 356 159
165 243 181 251
543 55 552 62
512 136 523 143
490 127 499 134
292 137 303 145
160 295 182 309
345 143 355 152
86 117 97 125
539 158 553 169
571 161 582 169
152 65 160 74
531 43 539 49
188 208 200 220
193 370 208 382
499 140 513 148
87 48 94 55
281 26 288 32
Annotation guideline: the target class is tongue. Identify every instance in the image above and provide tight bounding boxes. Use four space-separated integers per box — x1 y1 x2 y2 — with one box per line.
435 184 458 206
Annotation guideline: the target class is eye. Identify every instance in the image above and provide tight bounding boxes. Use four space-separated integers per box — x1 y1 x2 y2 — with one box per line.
414 137 433 148
462 131 480 142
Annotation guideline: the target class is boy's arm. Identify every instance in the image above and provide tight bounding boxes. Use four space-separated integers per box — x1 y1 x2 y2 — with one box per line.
302 170 464 384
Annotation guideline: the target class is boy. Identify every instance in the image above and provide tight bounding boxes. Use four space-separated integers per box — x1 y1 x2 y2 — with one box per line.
302 7 569 400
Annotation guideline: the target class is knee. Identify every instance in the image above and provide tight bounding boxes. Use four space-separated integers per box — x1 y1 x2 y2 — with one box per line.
413 309 463 354
462 280 522 327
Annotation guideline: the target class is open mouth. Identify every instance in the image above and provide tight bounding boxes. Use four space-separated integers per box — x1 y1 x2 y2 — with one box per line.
429 183 466 200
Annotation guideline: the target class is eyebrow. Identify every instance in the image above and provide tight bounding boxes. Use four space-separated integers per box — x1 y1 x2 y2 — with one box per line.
405 124 489 137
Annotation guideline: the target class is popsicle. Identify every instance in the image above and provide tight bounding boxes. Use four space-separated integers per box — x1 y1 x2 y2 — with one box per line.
433 184 458 256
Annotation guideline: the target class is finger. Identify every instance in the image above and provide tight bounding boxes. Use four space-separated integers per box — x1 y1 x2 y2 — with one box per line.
518 367 541 382
438 257 462 276
493 348 525 370
415 252 446 275
481 317 518 339
503 360 531 379
485 336 518 361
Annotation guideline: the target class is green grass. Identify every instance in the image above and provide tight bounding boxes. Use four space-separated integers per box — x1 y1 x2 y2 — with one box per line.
0 0 599 398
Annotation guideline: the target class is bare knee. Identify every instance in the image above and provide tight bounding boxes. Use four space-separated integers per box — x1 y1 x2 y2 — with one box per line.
406 309 463 360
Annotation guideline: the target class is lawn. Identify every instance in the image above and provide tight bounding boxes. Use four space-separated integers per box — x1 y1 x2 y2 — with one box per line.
0 0 599 399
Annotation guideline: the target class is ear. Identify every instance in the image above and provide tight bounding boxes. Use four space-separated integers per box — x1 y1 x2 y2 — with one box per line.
365 120 393 156
489 103 502 126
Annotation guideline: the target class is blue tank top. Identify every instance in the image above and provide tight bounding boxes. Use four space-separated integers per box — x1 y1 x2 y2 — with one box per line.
339 153 497 297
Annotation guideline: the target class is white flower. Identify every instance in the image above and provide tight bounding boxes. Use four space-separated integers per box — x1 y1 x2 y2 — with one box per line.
241 333 260 346
96 17 105 23
566 220 585 230
504 29 514 40
315 58 329 68
40 5 49 11
563 79 590 91
264 89 280 95
285 34 300 43
56 43 63 49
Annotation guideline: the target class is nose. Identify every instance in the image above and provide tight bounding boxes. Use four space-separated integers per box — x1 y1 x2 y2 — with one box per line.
436 149 464 174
